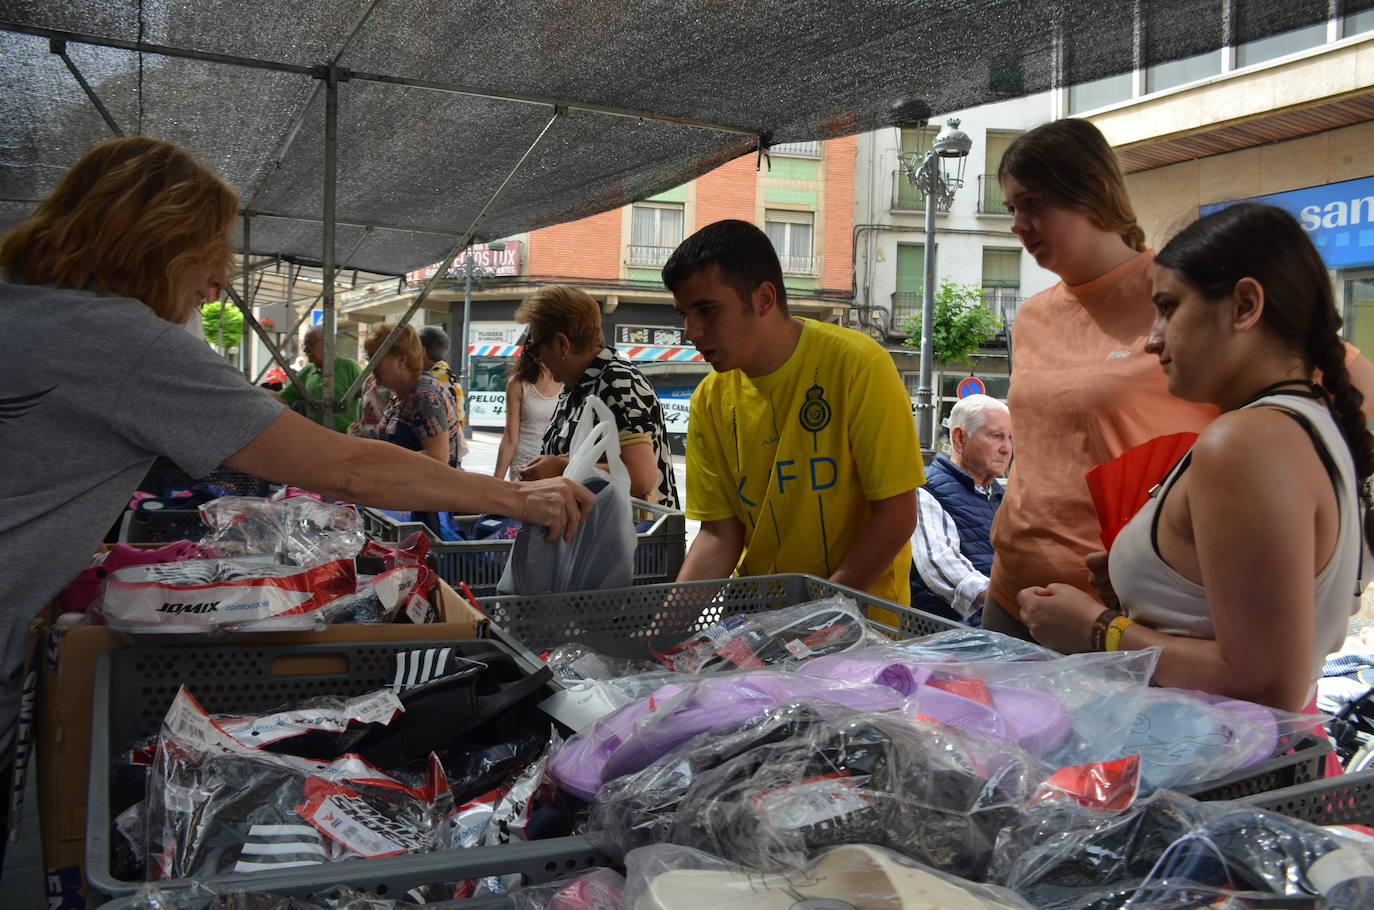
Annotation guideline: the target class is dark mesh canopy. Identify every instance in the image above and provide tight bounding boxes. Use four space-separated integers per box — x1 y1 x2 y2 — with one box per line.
2 0 1368 274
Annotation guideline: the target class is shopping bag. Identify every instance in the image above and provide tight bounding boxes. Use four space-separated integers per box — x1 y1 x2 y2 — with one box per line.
497 397 636 595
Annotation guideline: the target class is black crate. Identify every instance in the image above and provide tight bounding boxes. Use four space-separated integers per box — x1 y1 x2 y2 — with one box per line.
361 501 686 598
138 456 274 498
87 638 608 898
117 509 209 544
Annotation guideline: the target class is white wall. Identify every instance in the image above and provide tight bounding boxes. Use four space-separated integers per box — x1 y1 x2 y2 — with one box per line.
854 91 1061 335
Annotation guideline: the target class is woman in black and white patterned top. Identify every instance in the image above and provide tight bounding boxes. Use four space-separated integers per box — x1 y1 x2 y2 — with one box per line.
513 285 680 508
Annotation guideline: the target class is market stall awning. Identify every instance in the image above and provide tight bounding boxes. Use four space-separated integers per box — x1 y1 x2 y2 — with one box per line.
466 344 705 362
3 0 1363 278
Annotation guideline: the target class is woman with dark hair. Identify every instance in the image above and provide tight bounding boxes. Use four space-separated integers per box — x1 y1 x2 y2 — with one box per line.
1020 204 1371 713
363 323 459 467
495 344 562 481
0 138 594 815
983 118 1374 641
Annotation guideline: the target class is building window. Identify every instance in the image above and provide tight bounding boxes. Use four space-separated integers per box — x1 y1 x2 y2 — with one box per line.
894 127 940 211
891 243 925 332
981 248 1023 322
979 131 1021 213
765 211 816 274
1348 6 1374 37
1065 23 1134 114
770 140 821 157
1143 0 1223 93
628 203 684 267
1235 0 1327 67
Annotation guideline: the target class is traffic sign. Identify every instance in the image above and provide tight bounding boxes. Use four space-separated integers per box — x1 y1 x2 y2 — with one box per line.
956 376 985 399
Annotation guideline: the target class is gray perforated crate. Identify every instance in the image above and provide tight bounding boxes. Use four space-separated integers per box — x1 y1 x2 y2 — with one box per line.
1245 768 1374 825
477 572 962 658
361 501 685 597
86 639 611 898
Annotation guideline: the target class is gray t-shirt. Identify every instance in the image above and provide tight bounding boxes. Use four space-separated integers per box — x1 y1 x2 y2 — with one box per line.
0 282 285 756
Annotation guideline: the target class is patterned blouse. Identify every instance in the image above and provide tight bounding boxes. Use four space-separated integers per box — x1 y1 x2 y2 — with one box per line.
378 372 459 467
542 346 679 507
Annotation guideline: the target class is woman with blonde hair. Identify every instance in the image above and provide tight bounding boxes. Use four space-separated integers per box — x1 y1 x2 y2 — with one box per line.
0 138 593 814
363 323 459 467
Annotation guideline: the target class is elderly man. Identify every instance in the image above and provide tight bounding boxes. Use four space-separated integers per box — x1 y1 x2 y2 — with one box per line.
277 326 362 433
911 394 1012 626
418 325 469 467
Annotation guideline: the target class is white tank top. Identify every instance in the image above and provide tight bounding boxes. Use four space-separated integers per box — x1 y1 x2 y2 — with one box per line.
512 380 559 476
1108 388 1364 700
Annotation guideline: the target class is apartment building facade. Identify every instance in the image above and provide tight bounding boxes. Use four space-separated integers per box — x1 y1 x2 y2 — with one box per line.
331 137 856 434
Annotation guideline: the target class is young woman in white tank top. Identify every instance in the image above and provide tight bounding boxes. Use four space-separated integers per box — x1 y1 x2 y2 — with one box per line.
495 350 563 481
1018 203 1372 713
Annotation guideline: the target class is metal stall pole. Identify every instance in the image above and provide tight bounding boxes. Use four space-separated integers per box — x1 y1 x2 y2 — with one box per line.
320 64 342 432
343 108 567 407
241 214 251 376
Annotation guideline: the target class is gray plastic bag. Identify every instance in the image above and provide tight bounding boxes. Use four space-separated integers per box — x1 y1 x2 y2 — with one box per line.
498 397 636 595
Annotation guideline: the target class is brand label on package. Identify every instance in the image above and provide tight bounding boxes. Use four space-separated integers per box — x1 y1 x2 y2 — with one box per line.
297 780 427 858
753 772 870 830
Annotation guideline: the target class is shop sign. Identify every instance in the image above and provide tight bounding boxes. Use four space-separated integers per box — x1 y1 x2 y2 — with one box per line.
467 391 507 428
1201 176 1374 269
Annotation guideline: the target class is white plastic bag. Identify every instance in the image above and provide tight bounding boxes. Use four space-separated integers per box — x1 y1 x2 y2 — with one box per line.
498 397 636 595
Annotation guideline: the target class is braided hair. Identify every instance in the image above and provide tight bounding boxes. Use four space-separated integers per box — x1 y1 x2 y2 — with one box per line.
1155 203 1374 497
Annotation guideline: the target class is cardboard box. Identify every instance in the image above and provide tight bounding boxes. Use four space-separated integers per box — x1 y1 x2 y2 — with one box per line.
28 579 486 908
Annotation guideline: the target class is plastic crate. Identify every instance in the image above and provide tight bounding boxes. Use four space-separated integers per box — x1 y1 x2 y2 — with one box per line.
91 839 596 907
87 638 611 898
1245 767 1374 825
477 572 963 659
117 508 209 544
361 501 686 597
138 455 274 498
1174 733 1331 802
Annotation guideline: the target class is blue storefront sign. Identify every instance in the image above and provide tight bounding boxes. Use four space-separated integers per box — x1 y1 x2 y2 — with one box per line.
1200 176 1374 270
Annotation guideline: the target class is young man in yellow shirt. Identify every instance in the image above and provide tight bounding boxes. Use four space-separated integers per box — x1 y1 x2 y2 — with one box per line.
664 219 922 605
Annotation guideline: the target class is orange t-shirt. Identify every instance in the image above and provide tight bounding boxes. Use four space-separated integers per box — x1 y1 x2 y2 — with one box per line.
988 251 1217 617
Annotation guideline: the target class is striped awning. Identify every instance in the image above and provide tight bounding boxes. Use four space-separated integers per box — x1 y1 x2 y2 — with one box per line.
467 343 704 362
468 344 524 357
617 345 704 362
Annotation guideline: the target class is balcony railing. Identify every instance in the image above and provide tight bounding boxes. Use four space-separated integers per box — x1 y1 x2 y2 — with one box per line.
977 174 1009 215
626 244 677 267
779 254 817 275
889 292 1026 336
891 172 956 214
770 140 821 157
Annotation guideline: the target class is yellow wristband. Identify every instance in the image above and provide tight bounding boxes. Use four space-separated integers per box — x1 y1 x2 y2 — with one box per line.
1105 615 1136 652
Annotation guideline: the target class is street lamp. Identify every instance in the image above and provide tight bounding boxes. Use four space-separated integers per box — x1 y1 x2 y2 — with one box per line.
449 240 507 438
898 118 972 454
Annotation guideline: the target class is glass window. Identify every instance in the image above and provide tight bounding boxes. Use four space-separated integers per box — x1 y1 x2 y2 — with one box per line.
764 211 815 274
1235 1 1327 69
981 131 1020 212
1143 0 1222 93
628 204 684 266
981 248 1021 289
1349 7 1374 36
1068 71 1134 114
1146 50 1222 93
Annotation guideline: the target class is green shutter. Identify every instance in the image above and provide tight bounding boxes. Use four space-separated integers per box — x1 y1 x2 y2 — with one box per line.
895 244 925 294
981 248 1020 288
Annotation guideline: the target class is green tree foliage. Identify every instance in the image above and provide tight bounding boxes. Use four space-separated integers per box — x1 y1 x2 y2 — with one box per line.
200 301 245 351
901 280 1002 365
